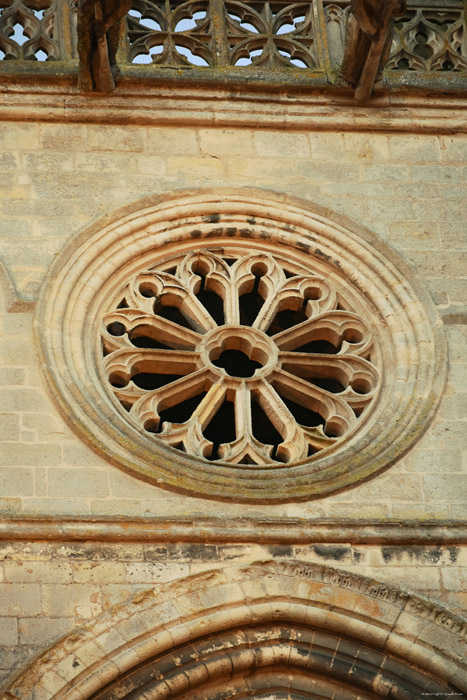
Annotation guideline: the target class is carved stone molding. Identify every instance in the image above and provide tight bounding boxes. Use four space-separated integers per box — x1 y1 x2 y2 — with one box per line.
36 188 446 502
2 516 467 544
3 559 466 699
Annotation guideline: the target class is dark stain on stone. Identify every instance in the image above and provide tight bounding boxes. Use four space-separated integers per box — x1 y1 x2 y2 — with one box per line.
240 228 253 238
314 248 332 262
204 213 221 224
190 229 202 239
382 547 393 562
296 240 310 252
353 548 362 562
225 227 237 237
268 545 294 558
72 659 80 668
206 227 224 238
312 544 350 561
178 544 219 560
247 217 256 225
382 546 444 564
143 545 171 561
448 547 459 563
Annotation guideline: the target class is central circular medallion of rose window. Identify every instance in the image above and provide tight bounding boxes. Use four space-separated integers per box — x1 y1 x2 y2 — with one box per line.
101 251 380 466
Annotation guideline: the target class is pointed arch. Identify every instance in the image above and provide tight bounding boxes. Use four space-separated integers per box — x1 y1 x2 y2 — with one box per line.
4 560 466 699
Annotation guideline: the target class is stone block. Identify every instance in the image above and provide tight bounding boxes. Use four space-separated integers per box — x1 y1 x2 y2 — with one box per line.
137 155 167 175
21 413 71 440
413 198 464 222
367 197 414 220
5 561 73 584
24 152 73 172
73 561 127 584
389 136 441 162
411 164 460 183
18 617 72 646
0 467 34 496
0 498 22 514
387 221 440 250
199 128 255 156
440 222 467 249
440 136 467 163
0 443 62 467
109 470 161 498
1 218 31 238
125 562 189 583
21 498 90 516
0 124 41 150
350 473 423 501
75 152 136 173
0 619 17 646
62 442 109 467
364 164 409 181
40 584 102 618
404 449 462 473
0 413 20 441
422 475 467 503
30 172 118 201
448 362 467 389
90 498 143 517
343 132 390 161
48 469 109 499
254 131 310 158
145 127 199 155
167 156 225 178
0 583 41 616
297 160 360 181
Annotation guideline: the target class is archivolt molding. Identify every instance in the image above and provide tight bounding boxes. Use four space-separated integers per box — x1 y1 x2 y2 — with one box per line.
35 188 447 502
4 560 466 699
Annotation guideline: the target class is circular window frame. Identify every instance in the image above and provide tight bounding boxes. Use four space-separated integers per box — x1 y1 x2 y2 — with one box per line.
36 188 447 503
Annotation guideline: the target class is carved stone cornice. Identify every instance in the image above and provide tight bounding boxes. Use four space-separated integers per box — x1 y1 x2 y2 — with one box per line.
0 82 467 134
1 516 467 544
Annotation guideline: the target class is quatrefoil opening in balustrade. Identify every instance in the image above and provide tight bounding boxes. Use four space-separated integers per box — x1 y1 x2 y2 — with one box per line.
101 252 379 466
37 189 446 502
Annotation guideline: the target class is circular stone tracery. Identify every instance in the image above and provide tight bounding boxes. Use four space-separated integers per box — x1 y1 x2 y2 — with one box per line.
101 252 380 465
36 189 447 502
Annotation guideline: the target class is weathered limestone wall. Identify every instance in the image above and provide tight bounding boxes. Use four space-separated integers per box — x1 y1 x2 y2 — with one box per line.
1 541 467 688
0 122 465 519
0 118 466 691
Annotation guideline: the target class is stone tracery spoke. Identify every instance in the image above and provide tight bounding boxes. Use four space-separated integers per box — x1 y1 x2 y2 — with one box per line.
272 368 356 438
272 311 373 357
130 367 214 431
279 352 379 404
129 270 218 333
103 348 201 384
253 275 338 333
103 308 203 352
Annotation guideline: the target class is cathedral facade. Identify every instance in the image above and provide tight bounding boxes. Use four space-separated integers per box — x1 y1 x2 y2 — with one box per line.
0 1 466 696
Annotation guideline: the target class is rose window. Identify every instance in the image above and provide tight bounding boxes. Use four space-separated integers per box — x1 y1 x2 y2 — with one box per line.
101 251 379 466
38 189 446 501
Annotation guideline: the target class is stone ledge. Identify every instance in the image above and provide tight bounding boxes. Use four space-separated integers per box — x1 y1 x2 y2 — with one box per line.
1 517 467 544
0 78 466 133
